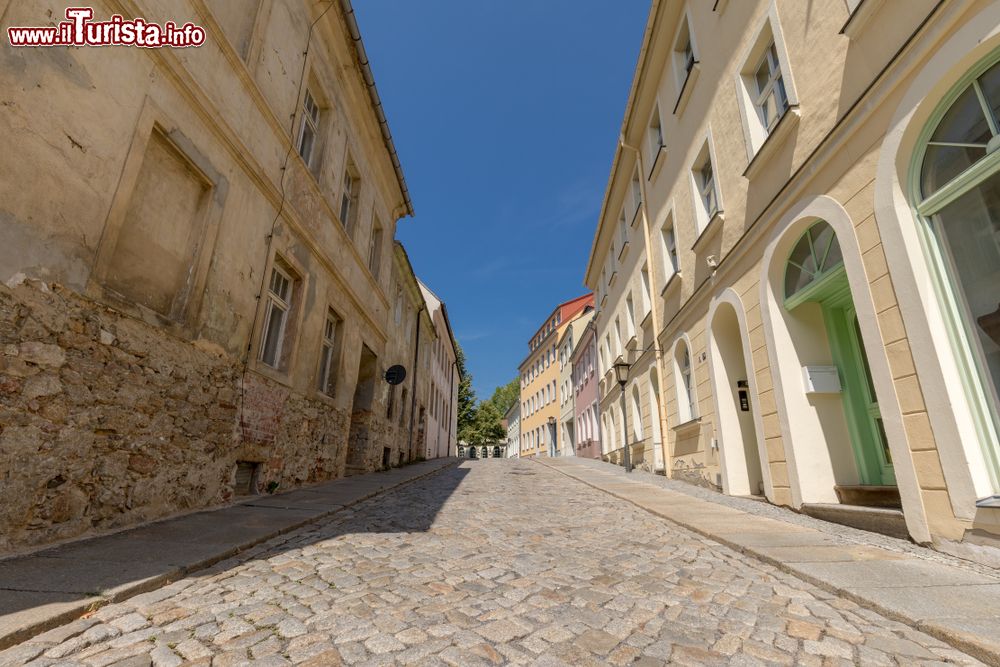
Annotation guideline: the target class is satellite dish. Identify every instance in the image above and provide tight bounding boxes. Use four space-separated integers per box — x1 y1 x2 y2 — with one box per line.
384 365 406 385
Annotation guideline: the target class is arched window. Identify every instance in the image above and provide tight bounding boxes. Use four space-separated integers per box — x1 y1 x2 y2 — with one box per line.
915 57 1000 485
631 385 644 440
674 338 697 423
783 220 844 305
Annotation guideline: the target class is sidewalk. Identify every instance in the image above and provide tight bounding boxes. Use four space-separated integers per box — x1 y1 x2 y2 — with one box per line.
538 457 1000 666
0 457 457 650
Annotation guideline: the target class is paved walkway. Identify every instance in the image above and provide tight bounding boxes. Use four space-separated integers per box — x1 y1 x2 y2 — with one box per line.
540 456 1000 665
0 458 991 666
0 458 457 651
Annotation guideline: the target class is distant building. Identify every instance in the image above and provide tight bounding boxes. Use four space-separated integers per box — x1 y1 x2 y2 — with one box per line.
558 307 594 456
504 401 521 458
518 294 594 458
418 281 459 460
572 318 601 460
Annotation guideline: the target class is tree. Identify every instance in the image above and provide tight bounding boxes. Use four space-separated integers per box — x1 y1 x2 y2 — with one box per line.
486 378 519 417
468 400 505 445
455 343 478 443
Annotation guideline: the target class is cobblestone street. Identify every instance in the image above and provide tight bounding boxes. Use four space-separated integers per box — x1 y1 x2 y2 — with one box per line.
2 460 986 666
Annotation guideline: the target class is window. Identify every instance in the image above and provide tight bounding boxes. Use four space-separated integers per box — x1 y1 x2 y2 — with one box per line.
675 18 696 79
614 318 623 357
698 160 717 218
753 43 788 134
674 338 697 423
648 104 664 160
368 215 384 278
339 160 360 233
626 293 636 339
631 174 642 221
297 88 322 170
691 140 721 233
661 213 678 279
386 384 396 420
672 15 698 111
317 309 341 395
260 261 296 369
631 385 644 441
783 221 843 304
618 209 628 247
640 265 652 317
394 288 403 326
736 13 799 160
915 56 1000 484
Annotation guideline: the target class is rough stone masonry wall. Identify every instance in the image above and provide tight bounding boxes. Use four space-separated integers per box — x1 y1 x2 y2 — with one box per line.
0 279 350 554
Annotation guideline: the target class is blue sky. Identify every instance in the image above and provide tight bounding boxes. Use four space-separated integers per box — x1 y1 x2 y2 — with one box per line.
353 2 649 401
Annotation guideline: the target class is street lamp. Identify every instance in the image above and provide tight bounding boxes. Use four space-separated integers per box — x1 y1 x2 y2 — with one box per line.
613 356 632 473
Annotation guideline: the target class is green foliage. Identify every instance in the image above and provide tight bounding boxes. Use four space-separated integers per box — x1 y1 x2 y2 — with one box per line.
487 378 519 417
455 343 478 444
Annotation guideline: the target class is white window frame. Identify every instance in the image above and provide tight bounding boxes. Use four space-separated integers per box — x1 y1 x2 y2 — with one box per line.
689 136 723 235
734 4 800 160
317 309 340 396
673 336 698 423
260 262 294 369
297 88 322 170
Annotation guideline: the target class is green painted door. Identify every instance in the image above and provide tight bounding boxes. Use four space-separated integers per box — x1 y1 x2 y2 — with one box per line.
822 285 896 486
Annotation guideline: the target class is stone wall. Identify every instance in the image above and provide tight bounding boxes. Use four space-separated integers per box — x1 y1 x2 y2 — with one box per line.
0 278 354 554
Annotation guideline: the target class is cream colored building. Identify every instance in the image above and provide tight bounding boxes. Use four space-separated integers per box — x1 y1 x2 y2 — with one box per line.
585 0 1000 555
418 281 459 460
0 0 420 553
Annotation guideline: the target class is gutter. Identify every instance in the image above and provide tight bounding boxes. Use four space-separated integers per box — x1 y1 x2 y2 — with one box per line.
338 0 414 218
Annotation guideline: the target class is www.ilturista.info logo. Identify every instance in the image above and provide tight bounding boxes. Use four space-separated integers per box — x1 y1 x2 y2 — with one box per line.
7 7 205 48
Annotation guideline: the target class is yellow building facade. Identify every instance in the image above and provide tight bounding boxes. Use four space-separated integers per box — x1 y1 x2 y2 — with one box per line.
586 0 1000 558
518 295 593 458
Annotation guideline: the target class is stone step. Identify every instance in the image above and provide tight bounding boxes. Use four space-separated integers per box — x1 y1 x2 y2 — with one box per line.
834 484 902 508
800 503 910 540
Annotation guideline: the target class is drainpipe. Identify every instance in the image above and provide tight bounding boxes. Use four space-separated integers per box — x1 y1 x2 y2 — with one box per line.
406 305 423 460
619 136 671 477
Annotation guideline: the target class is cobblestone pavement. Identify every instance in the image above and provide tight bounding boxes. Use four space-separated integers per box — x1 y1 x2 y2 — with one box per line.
0 459 985 666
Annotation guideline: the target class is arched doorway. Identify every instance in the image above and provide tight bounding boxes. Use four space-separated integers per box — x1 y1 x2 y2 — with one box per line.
763 212 902 510
784 221 894 489
493 446 501 458
709 298 765 497
468 446 477 459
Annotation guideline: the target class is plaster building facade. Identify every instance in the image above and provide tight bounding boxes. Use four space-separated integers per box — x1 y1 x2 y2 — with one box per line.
571 319 602 460
504 401 521 459
0 0 435 554
518 294 593 458
585 0 1000 555
418 281 459 461
557 307 594 457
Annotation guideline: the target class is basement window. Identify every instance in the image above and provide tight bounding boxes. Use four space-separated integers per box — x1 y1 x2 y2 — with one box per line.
234 461 261 495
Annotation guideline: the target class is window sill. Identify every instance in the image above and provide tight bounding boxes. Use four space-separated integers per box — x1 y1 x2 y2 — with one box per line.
600 293 608 309
840 0 884 39
743 107 800 181
630 205 642 229
250 359 293 389
673 63 701 116
625 335 638 352
660 271 682 298
617 241 630 263
647 146 667 181
640 309 653 331
692 210 725 254
672 417 702 437
713 0 729 12
609 270 618 287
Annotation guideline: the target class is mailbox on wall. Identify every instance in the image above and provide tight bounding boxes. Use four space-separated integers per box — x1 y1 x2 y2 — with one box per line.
802 365 841 394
